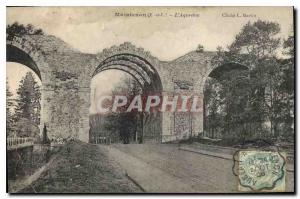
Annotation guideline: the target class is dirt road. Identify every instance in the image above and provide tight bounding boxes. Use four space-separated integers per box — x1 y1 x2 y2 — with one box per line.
103 143 294 193
15 141 293 193
102 144 236 193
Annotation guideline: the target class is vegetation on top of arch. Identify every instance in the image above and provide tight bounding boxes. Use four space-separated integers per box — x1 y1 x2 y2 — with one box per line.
97 42 159 64
6 22 44 40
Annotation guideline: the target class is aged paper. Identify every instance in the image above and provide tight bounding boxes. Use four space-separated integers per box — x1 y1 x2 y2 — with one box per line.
6 7 294 193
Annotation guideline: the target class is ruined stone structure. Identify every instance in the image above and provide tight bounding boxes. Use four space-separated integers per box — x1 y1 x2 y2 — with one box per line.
7 34 246 143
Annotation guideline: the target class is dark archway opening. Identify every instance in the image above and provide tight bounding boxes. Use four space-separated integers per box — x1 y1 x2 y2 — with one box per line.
7 44 42 80
6 44 42 140
203 62 249 145
90 54 163 144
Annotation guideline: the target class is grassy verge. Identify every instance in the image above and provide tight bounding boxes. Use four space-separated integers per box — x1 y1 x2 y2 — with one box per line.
19 140 142 193
180 136 294 149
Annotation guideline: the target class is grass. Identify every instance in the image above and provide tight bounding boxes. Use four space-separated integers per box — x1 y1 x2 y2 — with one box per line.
179 135 294 150
18 140 142 193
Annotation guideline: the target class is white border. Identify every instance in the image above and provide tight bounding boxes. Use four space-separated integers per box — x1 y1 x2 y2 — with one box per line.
2 0 296 6
1 0 298 198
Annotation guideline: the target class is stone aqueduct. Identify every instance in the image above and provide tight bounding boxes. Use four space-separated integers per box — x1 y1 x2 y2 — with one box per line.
7 34 246 143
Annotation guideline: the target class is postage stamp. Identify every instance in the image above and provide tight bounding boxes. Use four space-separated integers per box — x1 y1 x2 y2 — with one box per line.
238 151 286 192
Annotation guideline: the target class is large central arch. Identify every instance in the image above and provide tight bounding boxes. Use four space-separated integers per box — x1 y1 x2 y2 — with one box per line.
93 53 162 91
91 52 163 143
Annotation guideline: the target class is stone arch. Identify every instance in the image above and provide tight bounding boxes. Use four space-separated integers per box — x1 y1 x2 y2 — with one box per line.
93 53 163 91
7 44 42 80
202 62 249 90
6 35 49 81
92 42 163 90
90 43 163 143
6 35 50 134
208 62 249 79
202 61 249 138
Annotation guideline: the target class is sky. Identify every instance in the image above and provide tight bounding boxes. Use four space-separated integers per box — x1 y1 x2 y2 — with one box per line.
7 7 293 61
6 63 130 114
90 70 132 114
6 7 294 113
6 62 42 97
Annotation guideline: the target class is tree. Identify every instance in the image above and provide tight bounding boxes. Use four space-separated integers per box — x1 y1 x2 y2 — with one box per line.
204 78 222 139
283 34 294 58
7 22 44 40
6 78 14 137
260 33 294 139
14 72 41 137
228 20 281 62
104 112 137 144
14 118 40 138
208 20 294 143
277 34 295 138
102 75 142 144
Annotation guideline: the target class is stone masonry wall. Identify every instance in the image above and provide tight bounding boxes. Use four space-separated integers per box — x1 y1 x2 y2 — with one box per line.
7 35 218 143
